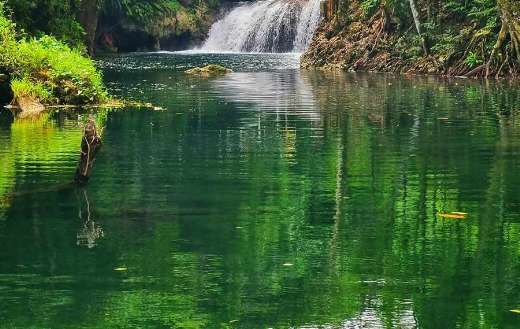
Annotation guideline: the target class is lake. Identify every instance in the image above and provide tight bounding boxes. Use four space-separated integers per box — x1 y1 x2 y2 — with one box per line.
1 52 520 328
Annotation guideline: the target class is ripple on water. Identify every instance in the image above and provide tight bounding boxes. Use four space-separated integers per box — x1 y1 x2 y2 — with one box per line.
1 53 520 329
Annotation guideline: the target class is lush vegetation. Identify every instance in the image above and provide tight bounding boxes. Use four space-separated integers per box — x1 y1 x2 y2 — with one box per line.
0 1 107 106
4 0 184 44
5 0 232 54
303 0 520 78
0 0 239 108
4 0 85 48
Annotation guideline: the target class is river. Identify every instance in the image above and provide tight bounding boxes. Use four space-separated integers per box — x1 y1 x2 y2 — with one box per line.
1 52 520 328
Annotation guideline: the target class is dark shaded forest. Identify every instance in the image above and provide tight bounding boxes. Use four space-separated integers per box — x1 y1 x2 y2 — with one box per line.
5 0 244 54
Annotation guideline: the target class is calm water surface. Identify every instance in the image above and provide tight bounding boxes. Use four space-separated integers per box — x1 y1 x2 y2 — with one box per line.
1 52 520 328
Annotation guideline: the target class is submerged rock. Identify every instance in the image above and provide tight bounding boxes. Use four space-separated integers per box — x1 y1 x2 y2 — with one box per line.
185 64 232 77
12 97 46 119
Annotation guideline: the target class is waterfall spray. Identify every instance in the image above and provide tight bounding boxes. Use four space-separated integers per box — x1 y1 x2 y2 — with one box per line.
200 0 321 53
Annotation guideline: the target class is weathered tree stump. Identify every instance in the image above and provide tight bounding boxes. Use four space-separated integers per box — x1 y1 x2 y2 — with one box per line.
74 117 101 185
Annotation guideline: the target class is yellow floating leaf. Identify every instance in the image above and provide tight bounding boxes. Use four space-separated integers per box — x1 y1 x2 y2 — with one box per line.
283 263 294 267
438 212 467 219
114 267 127 271
451 212 468 215
510 309 520 314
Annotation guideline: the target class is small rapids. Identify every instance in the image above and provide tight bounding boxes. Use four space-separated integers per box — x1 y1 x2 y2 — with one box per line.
200 0 321 53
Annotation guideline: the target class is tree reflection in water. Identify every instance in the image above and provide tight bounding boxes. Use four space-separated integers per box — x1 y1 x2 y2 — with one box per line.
76 188 104 248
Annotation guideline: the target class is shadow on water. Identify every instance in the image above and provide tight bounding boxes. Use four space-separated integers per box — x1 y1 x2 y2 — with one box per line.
1 53 520 328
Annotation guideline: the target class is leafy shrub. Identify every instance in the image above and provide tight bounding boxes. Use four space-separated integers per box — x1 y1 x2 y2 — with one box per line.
464 51 483 68
0 1 15 49
430 32 459 55
361 0 380 17
10 77 52 102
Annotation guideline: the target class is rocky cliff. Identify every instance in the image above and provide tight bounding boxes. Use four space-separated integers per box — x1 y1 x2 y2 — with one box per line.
96 0 249 53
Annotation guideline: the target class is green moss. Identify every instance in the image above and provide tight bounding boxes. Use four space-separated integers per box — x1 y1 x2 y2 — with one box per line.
0 1 108 105
185 64 232 76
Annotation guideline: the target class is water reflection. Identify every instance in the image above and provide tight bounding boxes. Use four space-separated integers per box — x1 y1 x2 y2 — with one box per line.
213 71 321 121
1 54 520 328
76 189 104 249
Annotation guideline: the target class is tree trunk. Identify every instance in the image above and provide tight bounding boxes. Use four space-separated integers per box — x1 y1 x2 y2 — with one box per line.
486 0 520 76
77 0 100 56
74 117 102 185
498 0 520 60
408 0 429 55
323 0 337 20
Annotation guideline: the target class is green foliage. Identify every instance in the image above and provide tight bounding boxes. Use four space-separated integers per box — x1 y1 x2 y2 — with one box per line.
464 51 483 68
5 0 85 48
360 0 380 17
0 1 13 39
4 0 229 54
380 0 501 68
0 1 108 105
10 77 52 102
102 0 181 24
430 31 460 55
442 0 467 15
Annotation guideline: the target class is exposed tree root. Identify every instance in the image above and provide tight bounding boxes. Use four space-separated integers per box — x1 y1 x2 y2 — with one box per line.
302 0 519 79
466 64 486 77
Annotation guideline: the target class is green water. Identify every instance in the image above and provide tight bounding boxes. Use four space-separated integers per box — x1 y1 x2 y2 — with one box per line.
1 52 520 329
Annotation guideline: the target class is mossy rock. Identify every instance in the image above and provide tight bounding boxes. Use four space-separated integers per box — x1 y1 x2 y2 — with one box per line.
185 64 232 76
12 96 46 119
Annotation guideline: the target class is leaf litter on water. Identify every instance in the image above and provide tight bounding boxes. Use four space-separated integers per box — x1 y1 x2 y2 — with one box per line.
438 212 468 219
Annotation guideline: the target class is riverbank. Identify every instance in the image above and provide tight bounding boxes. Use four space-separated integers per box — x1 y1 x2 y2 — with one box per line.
302 0 520 79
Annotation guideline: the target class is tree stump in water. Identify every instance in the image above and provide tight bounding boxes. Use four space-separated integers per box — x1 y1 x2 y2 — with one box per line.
74 117 101 185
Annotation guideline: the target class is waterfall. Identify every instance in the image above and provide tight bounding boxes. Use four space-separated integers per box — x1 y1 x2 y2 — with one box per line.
293 0 321 51
200 0 321 53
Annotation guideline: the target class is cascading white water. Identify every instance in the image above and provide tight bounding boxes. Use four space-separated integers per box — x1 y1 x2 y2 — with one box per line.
200 0 321 53
293 0 321 51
